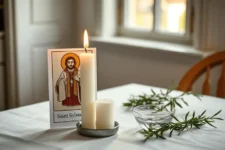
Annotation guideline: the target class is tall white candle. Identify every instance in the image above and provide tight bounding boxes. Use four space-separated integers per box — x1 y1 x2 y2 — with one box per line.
96 99 114 129
80 52 96 129
81 101 96 129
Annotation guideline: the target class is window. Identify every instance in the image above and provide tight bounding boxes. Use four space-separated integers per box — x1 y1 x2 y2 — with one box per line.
118 0 192 44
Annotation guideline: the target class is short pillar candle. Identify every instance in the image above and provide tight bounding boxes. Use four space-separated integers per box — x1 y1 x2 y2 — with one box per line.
96 99 115 129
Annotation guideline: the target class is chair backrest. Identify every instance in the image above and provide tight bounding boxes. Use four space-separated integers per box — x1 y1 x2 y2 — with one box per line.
178 51 225 98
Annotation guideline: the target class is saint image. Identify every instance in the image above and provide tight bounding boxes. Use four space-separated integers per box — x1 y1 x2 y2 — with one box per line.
55 53 81 106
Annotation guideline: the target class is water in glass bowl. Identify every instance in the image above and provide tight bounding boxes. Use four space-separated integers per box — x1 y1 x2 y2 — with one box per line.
133 105 174 130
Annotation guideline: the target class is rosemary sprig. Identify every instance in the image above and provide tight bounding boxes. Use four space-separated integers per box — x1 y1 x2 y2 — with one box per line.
140 110 223 140
123 88 201 111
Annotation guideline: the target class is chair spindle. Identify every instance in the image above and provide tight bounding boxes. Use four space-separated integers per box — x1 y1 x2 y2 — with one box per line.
202 66 210 95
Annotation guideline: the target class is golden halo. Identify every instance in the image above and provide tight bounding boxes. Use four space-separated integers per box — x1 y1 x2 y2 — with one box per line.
61 53 80 70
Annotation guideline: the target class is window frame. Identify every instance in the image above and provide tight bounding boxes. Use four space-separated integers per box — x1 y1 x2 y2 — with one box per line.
117 0 192 45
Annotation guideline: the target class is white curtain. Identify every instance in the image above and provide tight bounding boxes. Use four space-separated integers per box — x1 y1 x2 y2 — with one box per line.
0 33 5 110
194 0 225 51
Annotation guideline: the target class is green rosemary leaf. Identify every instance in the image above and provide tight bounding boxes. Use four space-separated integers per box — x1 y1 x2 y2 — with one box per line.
151 89 156 95
192 111 195 119
166 87 175 95
169 129 174 137
160 89 164 95
174 100 183 108
211 110 222 118
193 124 200 129
139 110 223 140
205 120 217 128
181 98 189 106
123 87 202 111
213 118 224 120
157 134 166 139
171 115 180 122
199 110 207 118
192 93 202 100
185 111 190 121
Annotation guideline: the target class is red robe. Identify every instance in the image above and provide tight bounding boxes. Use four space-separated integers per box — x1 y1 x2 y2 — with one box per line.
56 68 81 106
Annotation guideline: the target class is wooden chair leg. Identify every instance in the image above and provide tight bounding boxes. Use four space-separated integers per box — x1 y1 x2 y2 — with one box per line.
217 61 225 98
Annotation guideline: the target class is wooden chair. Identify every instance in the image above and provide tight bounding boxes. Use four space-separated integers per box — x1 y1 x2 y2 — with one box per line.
178 51 225 98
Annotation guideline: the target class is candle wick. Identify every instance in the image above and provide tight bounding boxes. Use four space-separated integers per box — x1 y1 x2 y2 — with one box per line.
85 48 87 53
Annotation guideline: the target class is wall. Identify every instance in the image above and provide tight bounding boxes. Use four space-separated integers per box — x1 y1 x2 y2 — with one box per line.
92 40 220 96
74 0 222 97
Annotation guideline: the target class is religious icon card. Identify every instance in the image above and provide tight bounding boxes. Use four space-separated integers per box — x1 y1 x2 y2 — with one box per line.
48 48 97 128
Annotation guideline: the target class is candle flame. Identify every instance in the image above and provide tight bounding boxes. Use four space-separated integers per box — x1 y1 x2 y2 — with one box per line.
83 29 89 48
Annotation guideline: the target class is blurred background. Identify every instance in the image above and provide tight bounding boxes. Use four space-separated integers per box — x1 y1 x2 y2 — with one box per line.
0 0 225 110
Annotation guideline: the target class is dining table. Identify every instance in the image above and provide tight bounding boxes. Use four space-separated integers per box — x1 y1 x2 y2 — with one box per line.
0 83 225 150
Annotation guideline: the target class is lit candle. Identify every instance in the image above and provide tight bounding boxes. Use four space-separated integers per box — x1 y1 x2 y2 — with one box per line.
96 99 115 129
80 30 96 129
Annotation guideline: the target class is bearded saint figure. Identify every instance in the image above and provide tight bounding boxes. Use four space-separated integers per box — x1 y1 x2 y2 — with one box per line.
55 53 81 106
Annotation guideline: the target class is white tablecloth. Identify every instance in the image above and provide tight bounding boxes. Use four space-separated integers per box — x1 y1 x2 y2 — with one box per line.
0 84 225 150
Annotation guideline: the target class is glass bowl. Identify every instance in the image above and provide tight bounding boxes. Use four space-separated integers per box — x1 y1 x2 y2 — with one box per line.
133 104 175 130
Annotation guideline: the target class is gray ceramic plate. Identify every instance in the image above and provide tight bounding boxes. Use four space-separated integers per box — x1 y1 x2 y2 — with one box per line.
76 121 119 137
